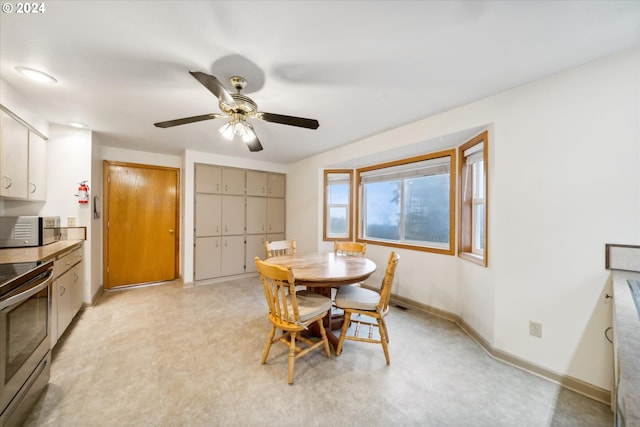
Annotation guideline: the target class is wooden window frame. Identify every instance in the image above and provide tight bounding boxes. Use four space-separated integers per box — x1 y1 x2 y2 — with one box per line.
458 131 488 266
323 169 354 241
355 149 456 255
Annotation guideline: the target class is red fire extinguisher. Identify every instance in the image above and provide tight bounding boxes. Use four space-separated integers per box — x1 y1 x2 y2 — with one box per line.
77 181 89 204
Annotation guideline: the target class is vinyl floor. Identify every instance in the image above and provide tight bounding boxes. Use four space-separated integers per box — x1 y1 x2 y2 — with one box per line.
25 277 613 426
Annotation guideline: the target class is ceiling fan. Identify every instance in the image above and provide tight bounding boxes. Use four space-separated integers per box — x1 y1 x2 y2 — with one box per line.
154 71 320 152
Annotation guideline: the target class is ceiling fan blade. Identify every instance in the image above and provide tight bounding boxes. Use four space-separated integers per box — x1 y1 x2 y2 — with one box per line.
257 112 319 129
244 127 264 152
189 71 236 106
154 113 222 128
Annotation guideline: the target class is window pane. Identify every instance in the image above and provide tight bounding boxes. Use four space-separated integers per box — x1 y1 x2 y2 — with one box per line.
474 203 484 251
403 174 449 243
328 184 349 205
328 206 347 236
473 161 484 198
364 181 400 240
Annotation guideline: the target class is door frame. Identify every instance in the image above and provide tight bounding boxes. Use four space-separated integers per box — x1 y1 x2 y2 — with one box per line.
102 160 180 289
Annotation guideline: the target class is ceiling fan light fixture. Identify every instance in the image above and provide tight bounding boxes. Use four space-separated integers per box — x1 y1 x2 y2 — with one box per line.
241 122 257 143
218 121 235 140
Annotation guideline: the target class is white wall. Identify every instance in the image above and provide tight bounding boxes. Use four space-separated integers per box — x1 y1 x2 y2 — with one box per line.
42 125 94 302
286 47 640 391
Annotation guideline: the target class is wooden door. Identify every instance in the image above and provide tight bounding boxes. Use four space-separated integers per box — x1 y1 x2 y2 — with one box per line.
104 161 179 289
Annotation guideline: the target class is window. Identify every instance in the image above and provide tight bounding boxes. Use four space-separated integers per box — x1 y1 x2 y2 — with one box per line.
458 131 488 266
323 170 353 241
356 150 456 254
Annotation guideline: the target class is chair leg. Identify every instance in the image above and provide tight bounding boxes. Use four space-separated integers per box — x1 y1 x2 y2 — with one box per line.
379 317 390 343
336 311 351 356
261 326 276 364
377 318 390 364
317 319 331 358
287 332 297 384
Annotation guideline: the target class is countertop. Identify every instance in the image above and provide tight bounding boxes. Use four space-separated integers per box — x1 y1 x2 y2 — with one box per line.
612 269 640 426
0 240 83 264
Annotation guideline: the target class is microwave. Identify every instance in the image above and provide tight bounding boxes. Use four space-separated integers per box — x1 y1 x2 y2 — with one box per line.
0 216 61 248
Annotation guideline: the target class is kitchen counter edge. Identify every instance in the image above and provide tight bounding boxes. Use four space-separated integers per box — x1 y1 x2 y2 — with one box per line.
0 240 84 264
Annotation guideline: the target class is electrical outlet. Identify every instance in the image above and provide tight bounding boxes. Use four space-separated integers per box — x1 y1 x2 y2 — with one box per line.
529 321 542 338
67 217 76 227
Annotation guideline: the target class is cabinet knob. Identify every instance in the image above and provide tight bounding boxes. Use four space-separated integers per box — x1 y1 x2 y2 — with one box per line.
30 183 37 193
169 229 175 234
2 176 11 189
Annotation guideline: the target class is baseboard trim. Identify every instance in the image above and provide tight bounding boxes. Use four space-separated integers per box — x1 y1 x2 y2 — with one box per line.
81 286 104 310
388 293 611 406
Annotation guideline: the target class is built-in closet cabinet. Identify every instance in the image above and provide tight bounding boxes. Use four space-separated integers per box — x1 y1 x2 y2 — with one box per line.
194 164 286 281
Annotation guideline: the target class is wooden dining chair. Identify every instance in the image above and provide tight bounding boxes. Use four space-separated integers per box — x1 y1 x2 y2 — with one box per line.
254 257 332 384
334 251 400 364
334 241 366 257
264 239 296 257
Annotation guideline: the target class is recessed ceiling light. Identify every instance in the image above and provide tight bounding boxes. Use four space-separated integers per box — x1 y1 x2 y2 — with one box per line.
15 66 57 84
66 121 88 129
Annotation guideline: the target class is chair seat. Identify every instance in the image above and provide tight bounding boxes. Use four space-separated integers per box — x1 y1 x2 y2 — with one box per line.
335 286 380 311
288 292 333 322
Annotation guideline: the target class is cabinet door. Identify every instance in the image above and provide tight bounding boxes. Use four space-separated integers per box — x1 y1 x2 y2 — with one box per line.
28 131 47 201
267 173 285 198
246 234 267 273
194 236 221 280
195 194 222 236
0 110 29 199
221 195 245 235
195 164 221 194
246 171 267 196
267 233 285 243
56 273 73 339
246 197 266 234
70 262 83 315
267 198 285 234
221 235 245 276
222 167 245 195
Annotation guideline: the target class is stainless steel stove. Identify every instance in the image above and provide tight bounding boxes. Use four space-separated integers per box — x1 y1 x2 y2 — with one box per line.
0 260 53 427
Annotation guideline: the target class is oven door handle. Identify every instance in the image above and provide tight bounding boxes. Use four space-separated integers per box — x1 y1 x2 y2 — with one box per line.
0 274 52 311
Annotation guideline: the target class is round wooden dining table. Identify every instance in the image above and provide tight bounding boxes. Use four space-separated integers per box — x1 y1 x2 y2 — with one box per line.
266 252 377 348
266 252 377 288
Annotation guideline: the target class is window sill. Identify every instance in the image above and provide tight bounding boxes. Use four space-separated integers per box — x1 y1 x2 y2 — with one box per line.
459 251 486 267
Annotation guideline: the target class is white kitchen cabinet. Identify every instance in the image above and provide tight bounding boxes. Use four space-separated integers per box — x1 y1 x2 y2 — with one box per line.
55 262 83 341
194 236 221 280
51 245 84 346
28 131 47 201
195 163 221 194
267 173 286 198
220 235 245 276
247 171 267 196
222 167 245 195
0 110 29 199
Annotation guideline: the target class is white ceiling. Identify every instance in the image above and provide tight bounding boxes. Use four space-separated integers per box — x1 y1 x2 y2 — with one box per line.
1 1 639 164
